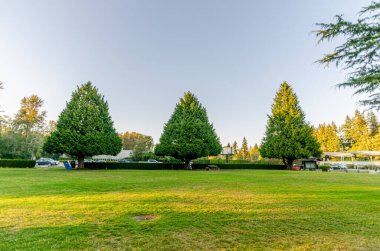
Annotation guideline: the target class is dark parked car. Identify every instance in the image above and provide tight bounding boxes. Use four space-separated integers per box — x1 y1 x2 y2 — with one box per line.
36 158 58 166
330 164 348 172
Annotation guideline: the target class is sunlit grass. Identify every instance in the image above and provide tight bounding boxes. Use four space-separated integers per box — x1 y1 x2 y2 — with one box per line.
0 168 379 250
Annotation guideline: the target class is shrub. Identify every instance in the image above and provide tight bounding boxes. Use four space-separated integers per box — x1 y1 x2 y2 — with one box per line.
84 162 185 170
0 159 36 168
191 163 286 170
319 165 330 172
84 162 286 170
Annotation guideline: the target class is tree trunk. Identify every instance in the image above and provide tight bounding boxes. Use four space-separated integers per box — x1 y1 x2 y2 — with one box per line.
184 159 192 170
282 158 294 170
77 154 85 169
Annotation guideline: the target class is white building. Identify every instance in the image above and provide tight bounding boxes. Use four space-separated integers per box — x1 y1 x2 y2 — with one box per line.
92 150 133 161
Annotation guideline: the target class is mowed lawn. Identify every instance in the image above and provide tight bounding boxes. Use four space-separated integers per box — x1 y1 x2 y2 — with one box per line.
0 168 379 250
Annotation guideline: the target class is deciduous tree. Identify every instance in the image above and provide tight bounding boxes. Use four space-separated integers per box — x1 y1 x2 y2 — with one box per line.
119 131 153 150
14 95 46 141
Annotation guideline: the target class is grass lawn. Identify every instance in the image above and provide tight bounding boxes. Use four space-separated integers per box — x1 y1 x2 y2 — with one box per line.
0 168 379 250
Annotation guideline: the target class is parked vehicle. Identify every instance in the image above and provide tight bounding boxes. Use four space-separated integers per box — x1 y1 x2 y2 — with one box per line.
147 159 162 163
118 159 132 163
330 164 348 172
36 158 59 166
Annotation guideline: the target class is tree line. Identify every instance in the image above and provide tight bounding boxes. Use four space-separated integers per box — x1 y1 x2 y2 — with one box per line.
314 110 380 152
2 80 378 170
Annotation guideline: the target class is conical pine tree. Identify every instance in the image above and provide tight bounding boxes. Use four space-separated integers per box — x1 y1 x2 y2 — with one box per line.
260 82 321 169
43 82 122 168
240 137 250 160
155 92 222 167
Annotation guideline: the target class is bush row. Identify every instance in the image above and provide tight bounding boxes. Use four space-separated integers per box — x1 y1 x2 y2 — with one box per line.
0 159 36 168
192 164 286 170
84 162 185 170
84 162 286 170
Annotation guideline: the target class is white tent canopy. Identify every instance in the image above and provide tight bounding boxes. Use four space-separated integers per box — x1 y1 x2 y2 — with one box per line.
350 151 380 156
323 152 353 157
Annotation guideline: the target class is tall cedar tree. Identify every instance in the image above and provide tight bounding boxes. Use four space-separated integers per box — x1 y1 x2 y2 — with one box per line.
43 82 122 168
155 92 222 167
260 82 321 169
240 137 250 160
367 111 379 136
315 2 380 108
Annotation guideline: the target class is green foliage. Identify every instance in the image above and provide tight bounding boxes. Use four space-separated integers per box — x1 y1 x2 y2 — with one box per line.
83 162 285 170
85 162 185 170
250 144 260 160
319 165 330 172
240 137 250 160
0 159 36 168
314 122 341 152
192 157 282 165
13 95 46 140
192 163 286 170
367 111 379 136
43 82 122 168
232 141 238 159
315 2 380 108
155 92 222 166
260 82 321 169
0 131 30 159
341 110 372 150
119 131 153 150
131 142 149 161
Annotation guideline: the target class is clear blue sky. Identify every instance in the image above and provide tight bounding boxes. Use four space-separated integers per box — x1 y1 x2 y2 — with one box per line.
0 0 373 147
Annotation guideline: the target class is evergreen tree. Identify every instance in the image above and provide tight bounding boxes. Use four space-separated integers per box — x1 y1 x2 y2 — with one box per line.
154 92 222 168
314 122 341 152
341 115 354 150
316 2 380 108
43 82 122 168
350 110 372 150
232 141 238 159
240 137 250 160
250 144 260 160
367 111 379 137
260 82 321 169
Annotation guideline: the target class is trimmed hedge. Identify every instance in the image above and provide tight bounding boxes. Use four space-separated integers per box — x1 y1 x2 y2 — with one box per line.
192 164 286 170
84 162 286 170
84 162 185 170
0 159 36 168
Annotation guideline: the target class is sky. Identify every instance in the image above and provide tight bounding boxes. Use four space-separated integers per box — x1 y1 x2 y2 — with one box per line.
0 0 374 147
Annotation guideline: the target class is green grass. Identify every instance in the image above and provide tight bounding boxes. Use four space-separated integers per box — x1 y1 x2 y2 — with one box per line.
0 168 379 250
